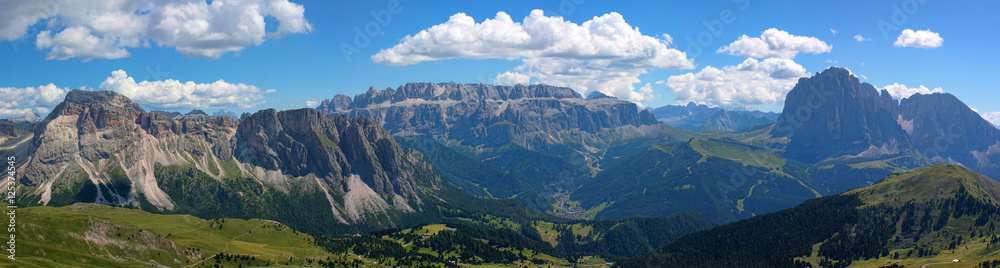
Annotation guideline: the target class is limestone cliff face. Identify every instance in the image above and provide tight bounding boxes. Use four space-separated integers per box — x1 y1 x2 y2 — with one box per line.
316 82 659 148
234 108 422 200
13 90 437 224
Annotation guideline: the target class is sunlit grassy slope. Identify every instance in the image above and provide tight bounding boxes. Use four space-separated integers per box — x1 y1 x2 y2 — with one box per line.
2 202 335 267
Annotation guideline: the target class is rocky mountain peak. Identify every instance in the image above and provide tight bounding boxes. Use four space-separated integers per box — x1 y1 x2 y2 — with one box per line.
213 109 237 119
768 67 1000 178
772 67 911 163
898 92 1000 165
316 94 352 114
63 89 136 106
585 91 616 100
43 90 152 136
51 90 145 117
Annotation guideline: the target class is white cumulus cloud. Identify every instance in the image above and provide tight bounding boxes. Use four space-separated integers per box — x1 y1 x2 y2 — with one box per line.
305 99 322 107
716 28 832 59
665 58 809 110
981 111 1000 127
0 83 73 117
881 83 943 99
0 108 36 118
1 0 312 60
99 70 274 109
894 29 943 48
35 26 131 61
371 10 694 103
854 35 870 42
494 71 531 86
637 83 655 105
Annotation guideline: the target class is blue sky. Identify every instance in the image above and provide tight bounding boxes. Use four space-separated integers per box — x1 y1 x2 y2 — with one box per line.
1 0 998 123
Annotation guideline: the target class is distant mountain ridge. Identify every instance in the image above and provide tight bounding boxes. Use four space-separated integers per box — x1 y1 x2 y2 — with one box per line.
5 112 43 125
650 102 778 132
316 82 659 149
213 109 238 119
150 109 241 122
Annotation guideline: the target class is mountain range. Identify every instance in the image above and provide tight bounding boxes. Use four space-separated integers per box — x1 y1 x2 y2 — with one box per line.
572 67 1000 225
650 102 778 132
5 66 1000 266
4 112 43 125
316 82 660 150
2 89 717 266
304 68 1000 226
10 90 448 235
314 82 676 212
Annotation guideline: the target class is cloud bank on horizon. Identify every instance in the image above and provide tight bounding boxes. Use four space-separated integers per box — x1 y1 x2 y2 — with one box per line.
100 70 275 109
0 0 313 60
0 70 273 117
660 28 825 110
666 57 808 110
0 84 70 117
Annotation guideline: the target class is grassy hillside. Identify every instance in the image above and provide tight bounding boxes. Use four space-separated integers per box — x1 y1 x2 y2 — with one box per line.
688 138 786 169
315 222 568 267
532 211 717 259
2 202 338 267
850 164 1000 206
623 164 1000 268
1 201 676 267
571 137 930 225
805 155 929 195
573 140 819 223
0 194 714 267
